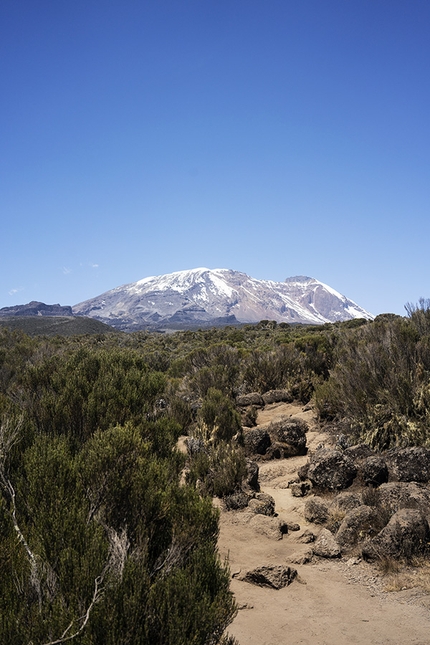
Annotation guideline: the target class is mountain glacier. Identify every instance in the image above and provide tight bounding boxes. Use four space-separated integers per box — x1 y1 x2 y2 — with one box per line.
72 268 373 331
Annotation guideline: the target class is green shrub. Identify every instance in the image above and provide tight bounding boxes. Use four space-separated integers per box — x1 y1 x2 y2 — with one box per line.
197 388 242 444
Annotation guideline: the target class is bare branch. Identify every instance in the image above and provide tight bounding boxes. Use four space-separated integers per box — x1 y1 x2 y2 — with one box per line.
105 526 129 580
0 418 42 609
151 534 191 579
41 575 104 645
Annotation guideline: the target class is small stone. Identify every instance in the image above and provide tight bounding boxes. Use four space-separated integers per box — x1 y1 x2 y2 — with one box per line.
297 529 316 543
289 550 313 565
346 557 361 566
286 522 301 532
290 480 313 497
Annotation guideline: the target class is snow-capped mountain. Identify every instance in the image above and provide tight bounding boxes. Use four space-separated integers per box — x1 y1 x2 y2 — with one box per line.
72 268 373 331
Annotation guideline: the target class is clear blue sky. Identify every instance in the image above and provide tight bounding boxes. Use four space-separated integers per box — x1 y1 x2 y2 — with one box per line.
1 0 429 315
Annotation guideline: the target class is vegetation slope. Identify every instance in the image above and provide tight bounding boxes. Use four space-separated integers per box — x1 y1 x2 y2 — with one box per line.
1 301 430 643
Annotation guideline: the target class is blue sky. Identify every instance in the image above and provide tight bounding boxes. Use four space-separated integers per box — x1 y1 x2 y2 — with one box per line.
1 0 429 316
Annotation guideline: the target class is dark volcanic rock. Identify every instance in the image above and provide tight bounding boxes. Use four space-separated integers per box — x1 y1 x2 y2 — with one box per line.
268 417 308 457
362 509 430 560
262 389 293 405
243 428 271 456
344 444 375 463
331 492 363 513
361 456 389 487
236 393 265 407
245 459 260 491
336 505 377 549
290 480 313 497
240 565 297 589
307 449 357 490
376 482 430 515
298 462 310 481
304 497 329 524
223 491 251 511
385 447 430 483
248 492 276 516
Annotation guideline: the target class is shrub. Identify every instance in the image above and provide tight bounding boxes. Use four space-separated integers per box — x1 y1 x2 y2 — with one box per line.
197 388 242 444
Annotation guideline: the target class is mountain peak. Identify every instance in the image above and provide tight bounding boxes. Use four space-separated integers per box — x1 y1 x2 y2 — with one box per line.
73 268 372 331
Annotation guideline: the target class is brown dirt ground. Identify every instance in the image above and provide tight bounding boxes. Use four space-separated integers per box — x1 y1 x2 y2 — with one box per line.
218 403 430 645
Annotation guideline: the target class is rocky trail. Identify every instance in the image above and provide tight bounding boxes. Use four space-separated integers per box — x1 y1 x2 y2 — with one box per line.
218 403 430 645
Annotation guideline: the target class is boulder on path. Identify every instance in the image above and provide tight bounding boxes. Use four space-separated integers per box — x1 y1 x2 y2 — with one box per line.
297 462 310 481
244 428 271 456
262 389 293 404
307 449 357 490
313 528 341 558
248 515 285 540
223 491 251 511
296 529 316 543
289 550 313 565
248 492 276 516
336 505 377 549
362 508 430 560
290 480 313 497
239 565 297 589
268 417 308 457
304 497 329 524
385 446 430 483
236 392 265 408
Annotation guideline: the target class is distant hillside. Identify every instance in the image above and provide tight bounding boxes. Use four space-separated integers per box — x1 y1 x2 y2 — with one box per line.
0 301 73 317
0 316 119 337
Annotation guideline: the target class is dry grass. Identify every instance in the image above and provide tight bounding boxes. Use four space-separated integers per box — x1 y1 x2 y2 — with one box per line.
325 508 346 533
380 558 430 593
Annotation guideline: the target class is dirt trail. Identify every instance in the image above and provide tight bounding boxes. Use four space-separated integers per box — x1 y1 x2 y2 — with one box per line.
218 403 430 645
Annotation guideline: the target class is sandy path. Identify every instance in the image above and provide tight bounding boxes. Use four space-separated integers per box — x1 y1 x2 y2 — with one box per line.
218 403 430 645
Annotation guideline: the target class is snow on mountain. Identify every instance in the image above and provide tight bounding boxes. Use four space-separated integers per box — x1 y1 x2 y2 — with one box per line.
72 268 373 331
